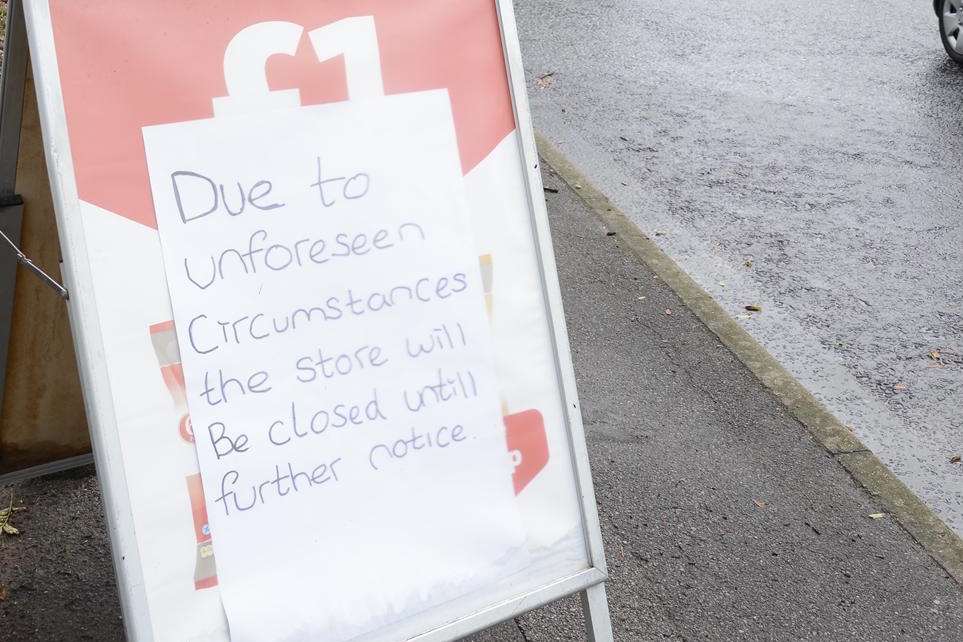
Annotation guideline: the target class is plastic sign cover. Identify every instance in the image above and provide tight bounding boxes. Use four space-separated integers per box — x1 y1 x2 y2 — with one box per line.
30 2 592 640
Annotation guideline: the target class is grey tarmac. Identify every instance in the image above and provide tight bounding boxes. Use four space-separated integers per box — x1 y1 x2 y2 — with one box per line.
515 0 963 537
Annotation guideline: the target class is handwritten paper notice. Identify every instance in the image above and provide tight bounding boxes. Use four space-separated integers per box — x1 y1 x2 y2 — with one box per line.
143 91 526 640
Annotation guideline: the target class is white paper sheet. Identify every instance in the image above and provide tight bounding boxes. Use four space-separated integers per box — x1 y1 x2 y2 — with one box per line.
143 91 526 641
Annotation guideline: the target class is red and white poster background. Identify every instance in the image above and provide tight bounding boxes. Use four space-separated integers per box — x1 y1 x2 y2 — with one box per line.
43 2 588 640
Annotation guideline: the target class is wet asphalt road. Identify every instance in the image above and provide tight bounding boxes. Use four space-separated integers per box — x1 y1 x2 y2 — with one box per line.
516 1 963 534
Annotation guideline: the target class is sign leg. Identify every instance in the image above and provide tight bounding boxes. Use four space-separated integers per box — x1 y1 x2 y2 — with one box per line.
0 203 23 408
580 583 614 641
0 0 29 414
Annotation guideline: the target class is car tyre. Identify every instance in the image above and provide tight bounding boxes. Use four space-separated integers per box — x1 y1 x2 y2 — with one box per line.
939 0 963 65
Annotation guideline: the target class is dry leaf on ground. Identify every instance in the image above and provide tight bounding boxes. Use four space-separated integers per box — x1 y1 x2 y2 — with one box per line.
535 72 556 89
0 496 25 537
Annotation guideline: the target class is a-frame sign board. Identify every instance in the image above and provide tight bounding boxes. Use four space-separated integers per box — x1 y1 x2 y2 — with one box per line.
3 1 614 640
0 0 91 482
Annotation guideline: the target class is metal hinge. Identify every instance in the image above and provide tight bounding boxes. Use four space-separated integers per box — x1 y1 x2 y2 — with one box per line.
0 221 69 300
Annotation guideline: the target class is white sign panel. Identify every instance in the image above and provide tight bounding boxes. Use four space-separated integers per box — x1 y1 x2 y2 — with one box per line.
23 1 610 640
143 18 528 640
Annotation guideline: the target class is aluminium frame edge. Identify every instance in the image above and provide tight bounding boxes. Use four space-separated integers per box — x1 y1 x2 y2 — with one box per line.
21 2 155 640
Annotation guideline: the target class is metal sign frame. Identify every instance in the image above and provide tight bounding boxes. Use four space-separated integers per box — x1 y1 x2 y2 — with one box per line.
0 0 29 420
0 0 88 486
20 0 614 639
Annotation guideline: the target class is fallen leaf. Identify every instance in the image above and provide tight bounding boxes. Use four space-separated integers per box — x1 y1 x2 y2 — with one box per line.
868 513 886 520
0 495 24 537
753 499 767 509
745 304 762 313
929 350 942 360
893 383 908 392
0 585 8 601
535 71 556 89
951 455 961 464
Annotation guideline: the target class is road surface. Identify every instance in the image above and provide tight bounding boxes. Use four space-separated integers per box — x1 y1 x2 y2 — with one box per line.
516 0 963 535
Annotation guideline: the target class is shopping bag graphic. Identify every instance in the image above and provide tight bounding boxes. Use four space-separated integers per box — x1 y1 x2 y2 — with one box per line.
150 320 218 590
142 16 525 641
506 409 549 495
149 321 194 444
186 473 218 590
478 255 550 496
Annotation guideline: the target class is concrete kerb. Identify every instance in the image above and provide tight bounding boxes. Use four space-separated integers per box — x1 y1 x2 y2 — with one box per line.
535 133 963 587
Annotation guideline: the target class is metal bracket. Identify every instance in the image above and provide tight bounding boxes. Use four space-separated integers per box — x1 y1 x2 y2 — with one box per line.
0 212 68 300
